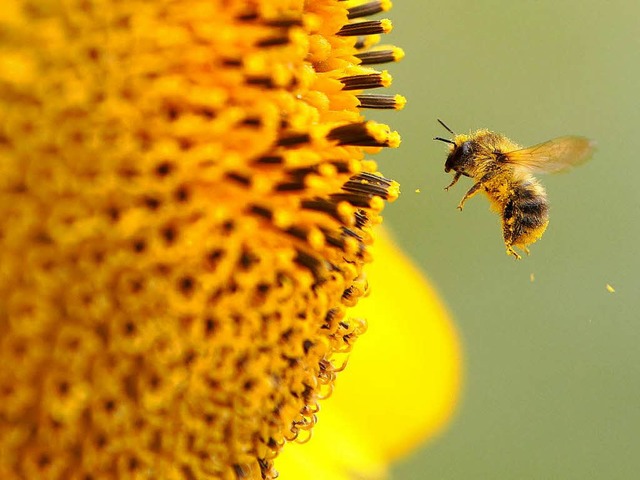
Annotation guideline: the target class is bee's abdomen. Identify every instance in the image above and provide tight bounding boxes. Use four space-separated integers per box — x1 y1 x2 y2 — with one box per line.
502 182 549 247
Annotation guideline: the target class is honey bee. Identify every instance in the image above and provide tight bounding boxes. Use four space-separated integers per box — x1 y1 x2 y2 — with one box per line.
434 120 595 259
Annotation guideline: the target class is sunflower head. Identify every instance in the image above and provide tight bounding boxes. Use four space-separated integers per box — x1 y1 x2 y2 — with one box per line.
0 0 404 478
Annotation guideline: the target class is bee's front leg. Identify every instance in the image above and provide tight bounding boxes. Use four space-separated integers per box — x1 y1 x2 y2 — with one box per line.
444 172 462 191
457 182 484 211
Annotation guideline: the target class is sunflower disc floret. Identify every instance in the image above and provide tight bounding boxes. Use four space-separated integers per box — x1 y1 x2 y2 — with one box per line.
0 1 403 478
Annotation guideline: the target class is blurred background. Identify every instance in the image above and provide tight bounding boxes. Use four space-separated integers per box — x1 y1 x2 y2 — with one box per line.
370 0 640 479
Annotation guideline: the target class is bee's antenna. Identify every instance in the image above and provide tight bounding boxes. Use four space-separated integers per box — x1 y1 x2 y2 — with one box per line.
437 119 456 135
434 137 456 145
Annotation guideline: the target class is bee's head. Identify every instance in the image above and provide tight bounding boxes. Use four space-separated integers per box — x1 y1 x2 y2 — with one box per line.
443 140 475 174
434 119 476 176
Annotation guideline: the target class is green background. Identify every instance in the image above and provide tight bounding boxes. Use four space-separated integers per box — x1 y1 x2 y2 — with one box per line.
371 1 640 479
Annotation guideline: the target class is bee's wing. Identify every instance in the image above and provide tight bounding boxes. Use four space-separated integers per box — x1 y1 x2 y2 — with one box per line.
502 136 596 174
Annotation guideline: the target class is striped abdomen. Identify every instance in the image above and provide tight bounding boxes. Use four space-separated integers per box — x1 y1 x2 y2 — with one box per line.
502 180 549 248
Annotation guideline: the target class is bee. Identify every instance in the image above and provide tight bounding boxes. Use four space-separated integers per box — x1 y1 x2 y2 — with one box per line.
434 120 595 259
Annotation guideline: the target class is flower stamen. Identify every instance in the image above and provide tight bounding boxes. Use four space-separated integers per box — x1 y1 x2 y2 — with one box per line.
337 19 393 36
347 0 394 20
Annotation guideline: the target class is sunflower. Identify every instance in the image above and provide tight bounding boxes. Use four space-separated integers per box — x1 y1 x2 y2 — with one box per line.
0 1 458 479
277 231 461 479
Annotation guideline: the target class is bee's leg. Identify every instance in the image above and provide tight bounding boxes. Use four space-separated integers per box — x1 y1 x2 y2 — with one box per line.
522 246 531 256
444 172 462 191
457 182 484 211
506 245 522 260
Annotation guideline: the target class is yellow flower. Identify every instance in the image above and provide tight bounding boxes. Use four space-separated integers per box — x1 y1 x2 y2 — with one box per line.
0 1 457 479
278 231 461 479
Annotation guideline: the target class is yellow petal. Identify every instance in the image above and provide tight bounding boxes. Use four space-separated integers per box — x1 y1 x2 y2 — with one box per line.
278 229 462 477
